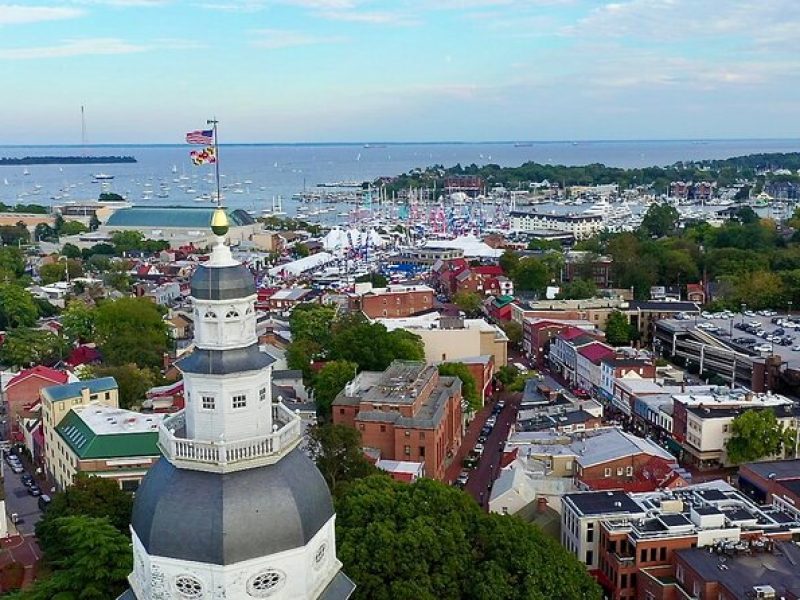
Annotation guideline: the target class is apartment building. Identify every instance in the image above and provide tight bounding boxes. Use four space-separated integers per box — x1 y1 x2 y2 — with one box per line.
332 360 463 481
358 284 434 319
563 481 800 600
510 210 604 240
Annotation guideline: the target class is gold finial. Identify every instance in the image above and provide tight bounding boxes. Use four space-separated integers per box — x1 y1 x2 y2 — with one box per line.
211 206 229 236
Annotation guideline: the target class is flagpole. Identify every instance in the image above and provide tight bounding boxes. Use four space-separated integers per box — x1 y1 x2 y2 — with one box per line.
207 118 221 206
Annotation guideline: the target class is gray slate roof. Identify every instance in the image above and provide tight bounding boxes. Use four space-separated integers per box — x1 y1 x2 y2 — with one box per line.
131 450 334 565
106 206 255 229
191 263 256 301
177 344 275 375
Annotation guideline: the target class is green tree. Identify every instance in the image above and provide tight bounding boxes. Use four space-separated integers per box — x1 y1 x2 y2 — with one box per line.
640 203 680 237
289 303 337 349
61 242 82 259
355 272 388 287
438 362 480 411
311 360 357 421
336 476 601 600
34 297 59 318
498 250 520 276
307 423 379 497
94 297 169 369
329 316 424 371
36 473 134 554
0 222 30 246
0 283 38 329
294 242 311 258
103 260 132 292
93 363 155 410
604 310 634 346
286 338 322 380
39 259 83 285
0 246 25 281
499 320 522 345
62 299 97 343
453 291 483 315
0 328 66 367
556 278 598 300
20 515 131 600
110 230 145 255
34 223 57 242
512 256 550 293
735 206 760 224
725 409 797 464
60 221 88 236
495 365 520 386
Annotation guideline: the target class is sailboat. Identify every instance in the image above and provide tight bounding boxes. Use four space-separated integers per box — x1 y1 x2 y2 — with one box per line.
22 168 30 176
2 178 7 185
171 164 178 174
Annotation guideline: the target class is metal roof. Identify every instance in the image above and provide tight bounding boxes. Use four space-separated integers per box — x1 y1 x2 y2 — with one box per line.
55 405 160 459
105 206 255 229
42 377 118 402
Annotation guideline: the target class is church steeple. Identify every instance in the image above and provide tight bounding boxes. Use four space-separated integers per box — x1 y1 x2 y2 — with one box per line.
119 210 355 600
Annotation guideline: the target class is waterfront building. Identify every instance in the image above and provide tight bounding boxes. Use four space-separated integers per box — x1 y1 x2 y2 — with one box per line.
119 208 354 600
510 210 603 240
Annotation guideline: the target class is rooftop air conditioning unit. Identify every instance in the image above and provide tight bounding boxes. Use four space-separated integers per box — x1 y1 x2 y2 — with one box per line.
751 585 776 600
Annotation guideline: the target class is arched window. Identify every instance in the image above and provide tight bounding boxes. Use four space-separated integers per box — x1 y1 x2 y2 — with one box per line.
204 311 217 320
225 309 240 319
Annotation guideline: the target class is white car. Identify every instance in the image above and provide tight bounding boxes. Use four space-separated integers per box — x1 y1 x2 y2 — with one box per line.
744 310 756 317
792 345 800 351
473 443 485 456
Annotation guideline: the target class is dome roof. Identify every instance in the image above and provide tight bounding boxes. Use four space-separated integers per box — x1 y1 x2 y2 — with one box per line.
191 263 255 301
131 450 334 565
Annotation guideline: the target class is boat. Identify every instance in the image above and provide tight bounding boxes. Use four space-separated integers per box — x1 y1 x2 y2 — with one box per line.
94 173 114 181
171 164 178 174
22 168 30 176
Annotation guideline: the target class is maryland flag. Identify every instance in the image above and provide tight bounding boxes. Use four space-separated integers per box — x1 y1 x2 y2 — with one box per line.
190 146 216 165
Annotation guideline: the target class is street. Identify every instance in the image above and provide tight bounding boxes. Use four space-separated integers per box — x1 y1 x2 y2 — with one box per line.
2 462 42 536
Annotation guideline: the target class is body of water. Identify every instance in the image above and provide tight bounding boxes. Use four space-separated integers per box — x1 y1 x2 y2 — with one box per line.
0 139 797 217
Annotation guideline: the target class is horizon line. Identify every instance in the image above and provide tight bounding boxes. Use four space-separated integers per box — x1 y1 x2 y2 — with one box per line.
2 136 800 149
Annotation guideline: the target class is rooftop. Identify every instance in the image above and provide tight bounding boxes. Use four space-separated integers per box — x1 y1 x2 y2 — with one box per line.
42 377 118 403
56 403 162 459
105 206 255 229
564 489 644 516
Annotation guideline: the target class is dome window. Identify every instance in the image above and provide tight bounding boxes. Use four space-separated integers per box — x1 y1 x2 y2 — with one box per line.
247 569 285 597
225 309 240 319
174 575 204 599
204 311 217 320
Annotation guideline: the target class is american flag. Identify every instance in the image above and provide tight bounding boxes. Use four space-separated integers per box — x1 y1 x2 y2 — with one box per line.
185 129 214 145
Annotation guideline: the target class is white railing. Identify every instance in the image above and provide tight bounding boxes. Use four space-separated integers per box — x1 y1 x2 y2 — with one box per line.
158 404 302 472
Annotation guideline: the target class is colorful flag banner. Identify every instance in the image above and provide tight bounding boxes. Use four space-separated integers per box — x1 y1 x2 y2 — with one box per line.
190 146 216 165
186 129 214 144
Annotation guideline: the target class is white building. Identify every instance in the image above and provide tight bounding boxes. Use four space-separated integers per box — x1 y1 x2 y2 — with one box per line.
119 208 354 600
510 210 603 240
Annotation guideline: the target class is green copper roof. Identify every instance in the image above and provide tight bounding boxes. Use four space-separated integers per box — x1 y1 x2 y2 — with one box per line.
42 377 118 402
56 409 160 460
105 206 255 229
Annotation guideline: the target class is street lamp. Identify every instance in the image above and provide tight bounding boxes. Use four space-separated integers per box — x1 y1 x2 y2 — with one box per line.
788 301 793 320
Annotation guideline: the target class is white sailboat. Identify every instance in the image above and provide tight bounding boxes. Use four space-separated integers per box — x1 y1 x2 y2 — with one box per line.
171 164 178 174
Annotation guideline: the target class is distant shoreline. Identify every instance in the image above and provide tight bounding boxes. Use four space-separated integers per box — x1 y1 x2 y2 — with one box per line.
0 138 798 149
0 155 137 166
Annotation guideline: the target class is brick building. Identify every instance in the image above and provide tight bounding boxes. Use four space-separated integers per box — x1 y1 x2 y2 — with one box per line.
359 284 434 319
562 481 800 600
738 458 800 508
3 366 70 439
332 360 463 481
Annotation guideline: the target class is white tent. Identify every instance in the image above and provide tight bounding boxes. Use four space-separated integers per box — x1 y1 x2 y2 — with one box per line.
322 227 387 252
423 235 502 258
268 252 334 277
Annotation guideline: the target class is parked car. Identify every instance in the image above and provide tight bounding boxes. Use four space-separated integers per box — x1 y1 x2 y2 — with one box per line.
473 443 485 456
496 400 506 409
38 495 52 511
10 465 23 474
456 471 469 486
28 484 41 497
486 416 497 427
21 474 33 487
478 434 488 444
480 425 492 436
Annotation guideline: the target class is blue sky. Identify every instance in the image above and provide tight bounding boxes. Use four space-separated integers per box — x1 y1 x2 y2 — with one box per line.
2 0 800 144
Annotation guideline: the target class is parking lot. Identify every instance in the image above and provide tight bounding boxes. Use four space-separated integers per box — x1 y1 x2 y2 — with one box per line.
686 309 800 369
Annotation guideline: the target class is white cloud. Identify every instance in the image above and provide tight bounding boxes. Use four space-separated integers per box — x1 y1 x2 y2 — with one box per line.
249 28 347 49
0 4 83 25
0 36 199 59
315 9 416 25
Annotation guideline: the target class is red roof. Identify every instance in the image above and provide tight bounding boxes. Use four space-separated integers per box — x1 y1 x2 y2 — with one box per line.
66 346 102 367
558 326 590 341
7 365 69 389
472 265 504 277
578 342 615 364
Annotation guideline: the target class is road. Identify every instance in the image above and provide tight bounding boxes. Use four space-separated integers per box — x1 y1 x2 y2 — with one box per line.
2 460 42 536
462 391 522 509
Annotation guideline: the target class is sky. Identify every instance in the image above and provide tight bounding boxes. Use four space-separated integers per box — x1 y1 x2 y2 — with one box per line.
2 0 800 144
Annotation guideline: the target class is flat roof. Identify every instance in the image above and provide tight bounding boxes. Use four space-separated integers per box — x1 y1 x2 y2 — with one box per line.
564 490 644 516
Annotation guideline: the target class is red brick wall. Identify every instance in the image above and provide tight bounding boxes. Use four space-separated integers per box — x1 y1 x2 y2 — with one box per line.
578 454 670 491
5 377 60 433
361 289 434 319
